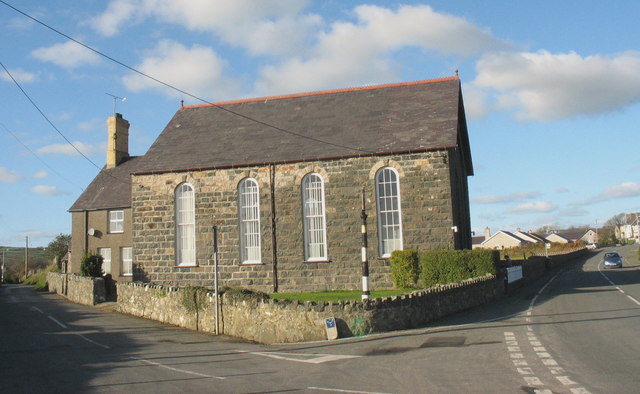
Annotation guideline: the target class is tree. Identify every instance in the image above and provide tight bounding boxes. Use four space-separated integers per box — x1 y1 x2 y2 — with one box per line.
44 234 71 267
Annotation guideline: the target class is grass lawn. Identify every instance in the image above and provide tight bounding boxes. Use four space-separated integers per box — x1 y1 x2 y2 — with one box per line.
269 289 415 303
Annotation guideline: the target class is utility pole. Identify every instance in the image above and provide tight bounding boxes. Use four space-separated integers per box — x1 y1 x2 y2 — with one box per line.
24 236 28 280
360 188 370 300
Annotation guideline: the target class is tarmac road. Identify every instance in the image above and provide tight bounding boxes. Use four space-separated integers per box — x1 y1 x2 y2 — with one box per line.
1 246 638 393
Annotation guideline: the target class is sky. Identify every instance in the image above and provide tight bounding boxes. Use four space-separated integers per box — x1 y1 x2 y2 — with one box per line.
1 0 639 247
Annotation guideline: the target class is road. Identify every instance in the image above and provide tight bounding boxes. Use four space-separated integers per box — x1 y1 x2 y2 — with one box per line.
1 246 638 393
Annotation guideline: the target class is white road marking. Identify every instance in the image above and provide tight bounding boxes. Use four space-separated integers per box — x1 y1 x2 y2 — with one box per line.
598 263 640 306
557 376 577 386
31 306 43 313
248 351 360 364
517 367 534 375
308 387 391 394
77 334 111 349
570 388 592 394
48 315 67 329
134 357 225 380
512 359 528 366
524 376 544 386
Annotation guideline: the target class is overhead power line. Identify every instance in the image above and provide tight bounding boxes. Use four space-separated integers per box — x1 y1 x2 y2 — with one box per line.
0 122 84 191
0 0 375 155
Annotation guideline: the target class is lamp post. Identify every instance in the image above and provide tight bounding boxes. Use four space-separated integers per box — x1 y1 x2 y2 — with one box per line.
360 188 370 300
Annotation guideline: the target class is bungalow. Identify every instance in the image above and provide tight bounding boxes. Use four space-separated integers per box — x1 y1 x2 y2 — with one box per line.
480 231 532 250
69 76 474 293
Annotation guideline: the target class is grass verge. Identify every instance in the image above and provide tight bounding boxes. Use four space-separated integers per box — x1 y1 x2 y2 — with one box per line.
269 289 416 303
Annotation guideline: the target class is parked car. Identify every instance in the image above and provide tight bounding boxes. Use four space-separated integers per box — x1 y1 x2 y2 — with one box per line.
601 251 623 268
586 243 598 250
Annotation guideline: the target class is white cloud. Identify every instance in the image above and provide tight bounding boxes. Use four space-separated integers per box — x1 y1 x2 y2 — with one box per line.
78 118 101 132
90 0 319 56
0 68 37 83
33 171 49 179
471 192 540 204
472 50 640 121
558 207 589 217
32 41 101 69
508 201 557 214
36 141 102 156
30 185 69 196
577 181 640 205
0 167 23 183
255 4 508 95
122 40 241 100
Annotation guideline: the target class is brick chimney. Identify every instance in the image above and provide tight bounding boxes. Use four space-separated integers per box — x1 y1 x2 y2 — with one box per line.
106 113 129 169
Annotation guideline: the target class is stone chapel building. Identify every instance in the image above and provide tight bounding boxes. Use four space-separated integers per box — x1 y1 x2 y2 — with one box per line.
69 75 473 293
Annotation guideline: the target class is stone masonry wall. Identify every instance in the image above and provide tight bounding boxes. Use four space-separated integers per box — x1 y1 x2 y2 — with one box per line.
47 272 105 306
117 274 499 344
131 151 461 292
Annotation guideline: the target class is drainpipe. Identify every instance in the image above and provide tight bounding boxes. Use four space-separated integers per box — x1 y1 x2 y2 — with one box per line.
270 164 279 293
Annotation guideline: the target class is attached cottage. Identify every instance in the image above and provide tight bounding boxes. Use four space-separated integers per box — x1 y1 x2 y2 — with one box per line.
69 76 474 293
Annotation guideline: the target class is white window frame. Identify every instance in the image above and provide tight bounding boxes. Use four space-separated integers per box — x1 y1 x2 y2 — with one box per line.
302 173 328 261
375 167 403 257
109 210 124 233
175 183 196 266
121 247 133 276
98 247 112 275
238 178 262 264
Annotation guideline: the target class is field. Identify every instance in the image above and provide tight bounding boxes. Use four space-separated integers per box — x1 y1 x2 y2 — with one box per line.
1 247 49 283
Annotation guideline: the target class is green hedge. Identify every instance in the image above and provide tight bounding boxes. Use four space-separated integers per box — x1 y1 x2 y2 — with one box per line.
420 249 500 288
390 250 420 288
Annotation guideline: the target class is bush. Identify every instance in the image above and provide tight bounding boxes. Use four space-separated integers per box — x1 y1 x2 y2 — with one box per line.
390 249 420 288
420 249 499 288
80 252 103 277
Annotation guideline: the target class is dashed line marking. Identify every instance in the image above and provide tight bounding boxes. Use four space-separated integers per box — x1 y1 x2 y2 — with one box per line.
524 376 544 386
47 315 67 329
134 357 226 380
557 376 577 386
31 306 43 313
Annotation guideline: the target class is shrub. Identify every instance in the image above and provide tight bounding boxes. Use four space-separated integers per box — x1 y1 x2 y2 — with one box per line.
420 249 499 288
390 249 420 288
80 252 103 277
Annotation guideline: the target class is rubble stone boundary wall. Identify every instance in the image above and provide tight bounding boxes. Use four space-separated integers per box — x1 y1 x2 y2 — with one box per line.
116 274 500 344
47 272 106 306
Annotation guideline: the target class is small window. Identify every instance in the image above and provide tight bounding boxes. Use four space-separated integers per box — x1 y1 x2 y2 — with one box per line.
175 183 196 266
121 247 132 276
375 167 403 257
302 173 327 261
109 210 124 233
98 248 112 275
238 178 261 263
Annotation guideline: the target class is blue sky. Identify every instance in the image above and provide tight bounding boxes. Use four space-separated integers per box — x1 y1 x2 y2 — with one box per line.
1 0 639 247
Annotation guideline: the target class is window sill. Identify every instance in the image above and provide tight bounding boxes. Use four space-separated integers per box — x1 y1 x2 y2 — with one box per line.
176 263 198 268
303 259 332 264
241 261 264 265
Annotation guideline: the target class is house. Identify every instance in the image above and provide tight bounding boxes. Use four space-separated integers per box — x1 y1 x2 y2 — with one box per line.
545 232 574 244
69 76 474 293
479 231 532 250
68 114 140 282
615 214 639 242
513 230 547 244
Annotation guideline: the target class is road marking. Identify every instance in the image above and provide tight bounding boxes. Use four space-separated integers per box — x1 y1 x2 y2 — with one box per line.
134 357 226 380
598 265 640 306
308 387 392 394
48 315 67 329
557 376 577 386
524 376 544 386
247 351 360 364
31 306 43 313
77 334 111 349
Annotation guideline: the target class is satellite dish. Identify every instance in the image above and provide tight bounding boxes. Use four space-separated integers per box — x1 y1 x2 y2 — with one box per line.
87 228 95 236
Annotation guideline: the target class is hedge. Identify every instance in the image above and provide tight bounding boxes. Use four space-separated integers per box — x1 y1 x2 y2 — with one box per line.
389 249 420 288
420 249 500 288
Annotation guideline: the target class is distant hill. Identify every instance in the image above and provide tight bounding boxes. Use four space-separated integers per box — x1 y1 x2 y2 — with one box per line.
1 247 49 283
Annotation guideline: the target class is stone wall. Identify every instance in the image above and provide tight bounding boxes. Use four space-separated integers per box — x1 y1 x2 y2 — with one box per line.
47 272 106 306
131 151 466 292
116 274 499 344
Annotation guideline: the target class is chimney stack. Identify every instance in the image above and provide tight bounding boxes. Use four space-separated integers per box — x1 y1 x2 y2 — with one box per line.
484 227 491 240
106 113 129 169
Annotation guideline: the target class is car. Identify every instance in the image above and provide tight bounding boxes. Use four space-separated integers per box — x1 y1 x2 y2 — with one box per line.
601 251 623 268
586 243 598 250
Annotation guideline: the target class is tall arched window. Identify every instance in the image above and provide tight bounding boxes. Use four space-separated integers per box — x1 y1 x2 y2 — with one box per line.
375 167 403 257
175 183 196 266
302 173 327 261
238 178 261 263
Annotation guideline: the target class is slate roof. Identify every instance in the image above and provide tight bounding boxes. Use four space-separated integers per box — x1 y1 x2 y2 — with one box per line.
68 156 142 212
133 76 472 175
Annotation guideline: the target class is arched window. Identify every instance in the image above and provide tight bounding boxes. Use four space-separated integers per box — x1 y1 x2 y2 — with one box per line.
375 167 403 257
302 173 327 261
238 178 261 263
175 183 196 266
